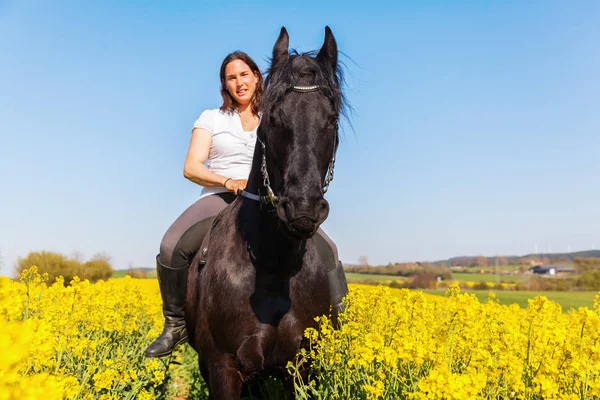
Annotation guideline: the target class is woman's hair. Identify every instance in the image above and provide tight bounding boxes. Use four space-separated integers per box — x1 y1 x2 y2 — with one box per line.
219 51 264 117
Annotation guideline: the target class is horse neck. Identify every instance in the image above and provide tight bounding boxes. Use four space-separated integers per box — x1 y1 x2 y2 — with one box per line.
237 208 306 276
242 145 306 274
258 218 306 274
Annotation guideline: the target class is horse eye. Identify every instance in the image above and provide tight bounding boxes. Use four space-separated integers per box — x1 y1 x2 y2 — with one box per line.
327 116 338 128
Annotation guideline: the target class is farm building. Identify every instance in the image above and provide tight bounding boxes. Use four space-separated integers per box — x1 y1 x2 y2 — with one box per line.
528 265 576 276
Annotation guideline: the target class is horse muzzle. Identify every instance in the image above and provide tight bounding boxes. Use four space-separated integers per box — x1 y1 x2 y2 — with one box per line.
276 197 330 238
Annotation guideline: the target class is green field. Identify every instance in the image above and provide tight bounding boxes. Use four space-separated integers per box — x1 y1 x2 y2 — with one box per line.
463 265 525 273
346 273 406 282
422 289 598 311
112 269 156 279
346 272 520 284
452 273 521 283
111 270 597 311
115 271 401 282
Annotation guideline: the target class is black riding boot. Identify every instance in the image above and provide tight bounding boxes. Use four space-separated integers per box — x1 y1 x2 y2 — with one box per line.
144 257 189 358
328 261 349 327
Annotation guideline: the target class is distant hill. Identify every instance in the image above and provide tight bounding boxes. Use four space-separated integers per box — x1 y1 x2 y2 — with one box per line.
119 251 600 272
436 250 600 266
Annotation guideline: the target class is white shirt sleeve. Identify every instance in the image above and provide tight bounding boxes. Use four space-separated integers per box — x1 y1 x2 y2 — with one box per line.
193 109 214 133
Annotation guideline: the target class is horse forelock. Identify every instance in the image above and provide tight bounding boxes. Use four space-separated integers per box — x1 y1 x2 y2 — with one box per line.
261 50 346 135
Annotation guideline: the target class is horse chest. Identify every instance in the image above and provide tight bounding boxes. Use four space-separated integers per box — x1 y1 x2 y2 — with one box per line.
212 269 327 373
236 308 317 376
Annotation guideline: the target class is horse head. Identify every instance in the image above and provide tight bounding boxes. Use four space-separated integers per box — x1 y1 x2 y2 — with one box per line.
255 26 343 240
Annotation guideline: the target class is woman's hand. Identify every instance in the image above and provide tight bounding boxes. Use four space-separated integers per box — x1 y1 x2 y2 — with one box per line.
224 179 248 195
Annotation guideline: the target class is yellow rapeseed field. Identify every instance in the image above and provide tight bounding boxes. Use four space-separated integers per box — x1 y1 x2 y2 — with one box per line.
0 267 169 400
289 285 600 399
2 267 600 399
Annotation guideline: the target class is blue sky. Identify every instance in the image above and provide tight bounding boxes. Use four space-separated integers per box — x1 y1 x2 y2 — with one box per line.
1 0 599 275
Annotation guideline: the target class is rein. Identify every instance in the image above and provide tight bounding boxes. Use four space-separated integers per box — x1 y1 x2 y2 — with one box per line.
239 85 337 208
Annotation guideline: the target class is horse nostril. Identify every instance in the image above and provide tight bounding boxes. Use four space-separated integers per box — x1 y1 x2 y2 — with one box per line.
314 198 330 223
276 198 295 222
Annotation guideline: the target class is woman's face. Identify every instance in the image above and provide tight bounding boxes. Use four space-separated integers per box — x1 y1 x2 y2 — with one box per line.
224 59 259 107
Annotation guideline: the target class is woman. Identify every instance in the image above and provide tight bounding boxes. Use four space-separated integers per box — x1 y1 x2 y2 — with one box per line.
145 51 346 358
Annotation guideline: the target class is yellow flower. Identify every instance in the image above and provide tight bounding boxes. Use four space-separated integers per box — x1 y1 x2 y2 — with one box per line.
93 369 118 392
152 370 166 387
138 389 154 400
128 369 138 381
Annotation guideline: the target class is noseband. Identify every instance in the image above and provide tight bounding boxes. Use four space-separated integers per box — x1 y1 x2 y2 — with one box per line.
240 85 337 208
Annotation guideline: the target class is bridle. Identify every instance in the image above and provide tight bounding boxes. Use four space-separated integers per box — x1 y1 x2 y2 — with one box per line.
239 85 337 208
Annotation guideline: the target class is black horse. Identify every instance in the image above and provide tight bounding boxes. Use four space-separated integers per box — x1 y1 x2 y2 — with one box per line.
185 26 344 399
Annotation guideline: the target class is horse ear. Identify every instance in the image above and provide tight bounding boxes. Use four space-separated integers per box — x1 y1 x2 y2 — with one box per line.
272 27 289 67
317 26 338 71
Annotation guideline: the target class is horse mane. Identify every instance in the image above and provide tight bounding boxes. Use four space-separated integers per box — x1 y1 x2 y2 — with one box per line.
261 49 349 136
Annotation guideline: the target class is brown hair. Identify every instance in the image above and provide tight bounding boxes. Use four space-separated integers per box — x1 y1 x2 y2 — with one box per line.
219 51 264 117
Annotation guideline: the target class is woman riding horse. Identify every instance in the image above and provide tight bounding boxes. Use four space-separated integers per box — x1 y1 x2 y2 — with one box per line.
145 49 348 358
184 26 347 398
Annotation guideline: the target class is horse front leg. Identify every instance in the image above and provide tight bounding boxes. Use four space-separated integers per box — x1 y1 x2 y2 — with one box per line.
206 355 243 400
288 374 312 399
282 377 297 400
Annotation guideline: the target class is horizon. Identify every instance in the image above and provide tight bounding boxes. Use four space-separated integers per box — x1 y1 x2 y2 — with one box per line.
106 248 600 271
1 1 599 276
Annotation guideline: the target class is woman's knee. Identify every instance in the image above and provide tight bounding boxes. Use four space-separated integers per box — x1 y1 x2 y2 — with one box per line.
317 229 339 263
315 229 339 271
160 216 218 269
328 240 339 263
158 229 179 267
157 194 230 268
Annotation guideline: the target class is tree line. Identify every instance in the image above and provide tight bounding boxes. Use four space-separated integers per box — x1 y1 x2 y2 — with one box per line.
14 250 114 285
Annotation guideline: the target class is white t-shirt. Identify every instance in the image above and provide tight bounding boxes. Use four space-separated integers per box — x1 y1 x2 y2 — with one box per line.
192 108 257 198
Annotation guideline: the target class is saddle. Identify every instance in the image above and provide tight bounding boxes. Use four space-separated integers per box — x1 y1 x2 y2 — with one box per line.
197 203 232 266
198 217 217 266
